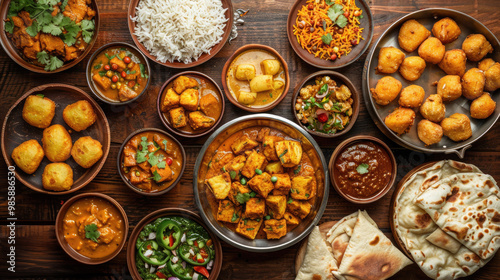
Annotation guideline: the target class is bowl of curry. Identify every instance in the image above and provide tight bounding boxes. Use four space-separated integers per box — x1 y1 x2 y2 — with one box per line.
55 192 128 265
118 128 186 196
329 135 397 204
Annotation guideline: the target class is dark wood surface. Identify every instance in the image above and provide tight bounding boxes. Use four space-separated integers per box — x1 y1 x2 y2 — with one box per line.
1 0 499 279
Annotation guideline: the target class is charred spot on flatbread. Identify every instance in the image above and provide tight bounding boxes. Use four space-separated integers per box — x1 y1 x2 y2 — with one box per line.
415 213 432 229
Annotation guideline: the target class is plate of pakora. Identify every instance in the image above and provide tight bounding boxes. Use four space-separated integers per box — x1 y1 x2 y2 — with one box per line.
362 8 500 158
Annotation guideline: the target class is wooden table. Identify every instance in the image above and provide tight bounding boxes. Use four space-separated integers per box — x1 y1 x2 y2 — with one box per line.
1 0 499 279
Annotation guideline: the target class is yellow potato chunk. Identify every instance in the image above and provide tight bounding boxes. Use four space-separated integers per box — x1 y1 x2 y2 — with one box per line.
231 135 259 154
418 37 445 64
398 19 431 52
42 162 73 191
22 95 56 129
173 75 198 94
237 91 257 105
462 34 493 62
265 195 286 219
250 75 273 92
437 75 462 102
71 136 103 168
42 124 72 162
420 94 446 123
206 172 231 199
275 140 302 168
399 56 426 81
235 215 263 240
291 175 316 200
245 197 266 219
462 68 485 100
470 93 496 119
432 17 461 44
161 88 180 112
248 172 274 198
234 64 256 81
417 120 443 146
273 173 291 194
376 47 405 74
11 139 44 174
261 59 281 75
223 155 246 181
217 200 242 223
263 219 287 239
273 80 284 90
264 162 284 174
441 113 472 142
180 88 199 111
370 76 402 106
384 107 416 135
63 100 97 132
399 85 425 108
438 49 467 77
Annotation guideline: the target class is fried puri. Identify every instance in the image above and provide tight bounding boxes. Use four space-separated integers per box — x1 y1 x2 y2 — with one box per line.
462 68 485 100
71 136 103 168
11 139 45 174
384 107 416 135
432 17 461 44
420 94 446 123
22 95 55 129
399 56 426 81
438 49 467 77
437 75 462 102
441 113 472 142
42 124 72 162
462 34 493 62
399 85 425 108
418 37 445 64
370 76 402 105
398 19 430 52
63 100 97 132
484 62 500 92
470 93 496 119
478 58 495 72
42 162 73 191
376 47 405 74
417 120 443 145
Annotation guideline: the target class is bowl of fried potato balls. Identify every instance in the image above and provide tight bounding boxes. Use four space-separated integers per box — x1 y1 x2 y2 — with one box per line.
1 84 110 194
363 8 500 157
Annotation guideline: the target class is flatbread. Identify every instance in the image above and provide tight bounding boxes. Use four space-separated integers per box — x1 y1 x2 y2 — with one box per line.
426 228 462 254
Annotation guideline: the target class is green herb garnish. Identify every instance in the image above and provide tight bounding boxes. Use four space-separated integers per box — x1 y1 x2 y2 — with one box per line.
236 193 251 204
294 165 302 175
229 170 237 180
231 212 239 222
151 170 162 182
287 197 293 204
84 224 100 243
321 33 333 45
356 163 369 174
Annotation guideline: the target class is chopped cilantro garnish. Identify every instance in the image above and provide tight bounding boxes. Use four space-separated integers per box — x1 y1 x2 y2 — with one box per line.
84 224 100 243
356 163 369 174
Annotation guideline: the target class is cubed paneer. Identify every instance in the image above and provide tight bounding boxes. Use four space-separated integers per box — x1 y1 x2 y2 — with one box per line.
286 199 311 219
188 111 215 130
123 147 136 167
223 155 246 181
129 167 151 190
138 160 151 172
241 151 267 178
217 200 242 223
263 219 287 239
263 135 283 161
150 164 173 183
228 181 251 206
245 197 266 219
110 57 127 71
92 73 111 90
275 140 303 167
118 86 138 102
125 63 141 80
248 172 274 198
235 215 263 240
173 75 198 94
169 107 187 128
274 174 291 193
231 135 259 155
210 151 234 172
256 127 270 142
272 189 290 196
199 94 220 119
161 88 180 112
265 162 284 174
284 212 301 225
180 88 199 111
265 195 286 219
206 173 231 199
290 176 315 200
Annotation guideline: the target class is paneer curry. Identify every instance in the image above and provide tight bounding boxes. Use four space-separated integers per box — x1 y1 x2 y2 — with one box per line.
204 127 317 240
121 131 183 193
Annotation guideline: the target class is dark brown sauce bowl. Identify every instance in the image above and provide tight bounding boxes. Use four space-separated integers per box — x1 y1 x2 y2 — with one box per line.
156 71 225 138
117 128 186 196
328 135 397 204
55 192 129 265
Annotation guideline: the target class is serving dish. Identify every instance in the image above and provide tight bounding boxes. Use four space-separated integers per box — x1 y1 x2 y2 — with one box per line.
1 83 110 195
362 8 500 158
193 114 329 252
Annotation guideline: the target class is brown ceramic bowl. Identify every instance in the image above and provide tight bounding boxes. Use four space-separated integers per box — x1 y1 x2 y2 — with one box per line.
1 84 111 195
286 0 373 69
157 71 225 138
117 128 186 196
127 0 233 68
55 193 129 265
328 135 397 204
127 208 223 280
292 70 359 138
86 42 151 105
0 0 100 73
221 44 290 113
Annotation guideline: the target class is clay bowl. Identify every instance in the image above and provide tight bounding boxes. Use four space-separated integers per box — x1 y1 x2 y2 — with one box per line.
1 84 110 195
328 135 397 204
117 128 186 196
86 42 151 105
291 70 359 138
0 0 100 73
127 208 223 280
221 44 290 113
55 193 129 265
157 71 225 138
127 0 233 68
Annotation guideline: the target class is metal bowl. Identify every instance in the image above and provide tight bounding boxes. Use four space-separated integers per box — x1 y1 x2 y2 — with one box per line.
193 114 329 252
362 8 500 158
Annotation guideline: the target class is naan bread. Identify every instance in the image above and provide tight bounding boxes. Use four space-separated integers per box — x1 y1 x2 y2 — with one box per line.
426 228 462 254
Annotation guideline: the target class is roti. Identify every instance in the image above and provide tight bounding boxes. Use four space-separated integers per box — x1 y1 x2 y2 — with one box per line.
295 226 337 280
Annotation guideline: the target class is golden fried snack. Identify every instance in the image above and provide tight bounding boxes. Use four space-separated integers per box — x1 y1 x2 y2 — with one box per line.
484 62 500 92
63 100 97 132
399 56 426 81
420 94 446 123
42 162 73 191
417 120 443 145
418 37 445 64
376 47 405 74
478 58 495 72
398 19 430 52
441 113 472 142
11 139 45 174
461 68 485 100
470 93 496 119
399 85 425 108
438 49 467 77
71 136 103 168
370 76 402 105
42 124 72 162
461 34 493 62
384 107 416 135
437 75 462 102
432 17 461 44
22 95 55 129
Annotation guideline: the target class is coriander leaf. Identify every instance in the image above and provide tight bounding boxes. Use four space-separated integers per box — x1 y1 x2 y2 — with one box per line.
80 19 95 43
318 84 328 95
359 15 364 19
278 225 284 229
61 0 69 11
246 228 254 231
148 152 159 167
5 20 14 34
84 224 100 243
287 197 293 204
326 0 335 5
140 137 148 151
42 23 62 36
327 4 344 23
39 10 54 26
38 0 59 5
278 149 288 159
229 170 237 180
26 21 40 37
51 12 64 25
236 192 251 204
140 63 149 78
231 212 239 222
250 191 257 198
157 161 166 169
265 215 271 220
356 163 369 174
94 64 101 69
136 150 148 164
321 33 333 45
294 165 301 175
37 51 50 65
46 55 63 71
36 94 45 98
162 140 168 151
336 14 348 28
62 33 77 46
98 70 106 76
152 170 162 182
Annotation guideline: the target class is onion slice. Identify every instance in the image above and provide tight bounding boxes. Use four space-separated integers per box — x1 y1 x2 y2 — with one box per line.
143 250 153 258
148 232 156 240
168 277 180 280
192 273 200 280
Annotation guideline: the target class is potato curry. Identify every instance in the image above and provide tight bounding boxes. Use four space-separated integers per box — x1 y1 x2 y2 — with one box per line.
204 127 317 240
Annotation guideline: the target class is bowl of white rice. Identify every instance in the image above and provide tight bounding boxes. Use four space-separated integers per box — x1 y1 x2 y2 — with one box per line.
128 0 233 68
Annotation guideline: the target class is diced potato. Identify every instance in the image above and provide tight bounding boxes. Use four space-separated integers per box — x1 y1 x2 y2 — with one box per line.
161 88 180 112
248 172 274 198
250 75 274 92
291 176 315 200
275 140 303 167
92 73 111 90
245 198 266 219
261 59 281 75
241 151 267 178
169 107 187 128
228 181 251 206
236 215 263 240
263 135 283 161
217 200 242 223
287 199 311 219
265 195 286 219
238 91 257 105
234 64 256 81
273 80 284 90
263 219 287 239
188 111 214 130
284 212 300 225
274 173 291 193
173 75 198 94
118 86 138 102
231 135 259 155
206 173 231 199
265 162 284 174
150 164 173 183
180 88 199 111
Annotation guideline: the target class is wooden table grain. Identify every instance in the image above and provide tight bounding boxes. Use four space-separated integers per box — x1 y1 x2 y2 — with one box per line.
1 0 499 279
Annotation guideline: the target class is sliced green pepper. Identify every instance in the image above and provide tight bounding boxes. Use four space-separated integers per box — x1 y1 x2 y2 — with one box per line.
178 242 211 266
138 240 170 266
167 259 192 280
156 219 183 250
